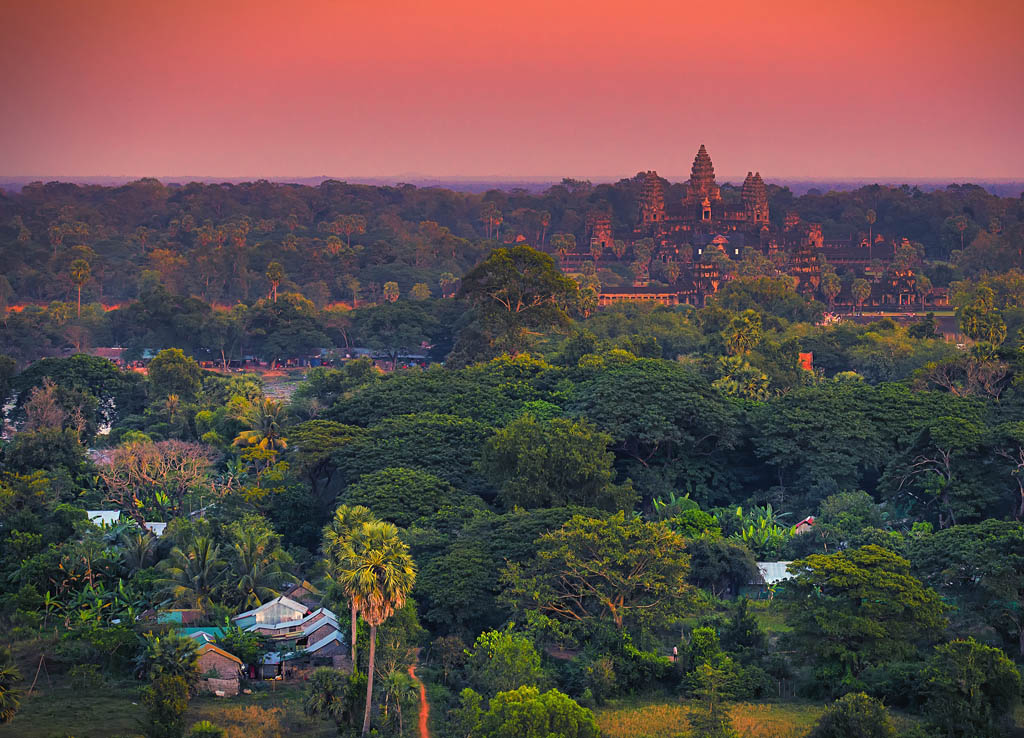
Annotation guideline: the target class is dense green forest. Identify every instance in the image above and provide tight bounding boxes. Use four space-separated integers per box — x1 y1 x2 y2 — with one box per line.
1 176 1023 368
1 180 1023 738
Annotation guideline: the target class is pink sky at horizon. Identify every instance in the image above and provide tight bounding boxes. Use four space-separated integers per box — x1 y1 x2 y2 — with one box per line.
3 0 1022 180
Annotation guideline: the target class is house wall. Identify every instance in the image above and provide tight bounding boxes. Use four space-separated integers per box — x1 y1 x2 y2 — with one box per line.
251 601 305 625
198 651 241 679
304 623 340 644
202 677 240 696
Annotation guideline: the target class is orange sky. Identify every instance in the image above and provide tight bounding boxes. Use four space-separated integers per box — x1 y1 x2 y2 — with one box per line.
3 0 1022 180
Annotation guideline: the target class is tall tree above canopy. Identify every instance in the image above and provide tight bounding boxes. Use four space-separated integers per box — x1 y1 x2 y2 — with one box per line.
501 512 692 635
456 245 578 360
480 413 634 511
908 520 1024 657
333 520 416 736
782 544 947 689
351 302 435 371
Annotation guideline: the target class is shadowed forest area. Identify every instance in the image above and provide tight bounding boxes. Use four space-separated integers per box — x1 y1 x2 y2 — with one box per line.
1 178 1023 738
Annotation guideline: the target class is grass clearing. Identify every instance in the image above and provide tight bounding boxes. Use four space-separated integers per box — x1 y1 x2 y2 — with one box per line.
597 699 824 738
0 678 336 738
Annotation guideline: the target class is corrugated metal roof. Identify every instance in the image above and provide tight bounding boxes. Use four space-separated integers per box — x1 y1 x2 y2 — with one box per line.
756 561 795 585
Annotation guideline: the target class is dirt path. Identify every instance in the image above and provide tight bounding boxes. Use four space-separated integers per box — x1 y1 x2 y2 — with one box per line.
408 661 429 738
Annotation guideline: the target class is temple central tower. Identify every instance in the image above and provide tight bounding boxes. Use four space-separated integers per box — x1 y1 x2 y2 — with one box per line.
685 144 722 205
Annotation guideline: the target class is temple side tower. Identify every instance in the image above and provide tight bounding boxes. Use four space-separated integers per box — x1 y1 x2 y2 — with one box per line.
638 171 666 225
742 171 769 224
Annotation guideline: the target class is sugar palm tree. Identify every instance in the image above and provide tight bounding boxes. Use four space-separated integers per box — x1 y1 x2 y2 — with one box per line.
233 397 287 452
335 521 416 736
379 668 418 736
156 535 226 612
265 261 285 302
69 258 91 318
0 649 21 725
324 505 377 665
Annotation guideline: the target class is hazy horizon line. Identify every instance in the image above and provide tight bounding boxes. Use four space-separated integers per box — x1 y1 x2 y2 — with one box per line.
3 173 1023 183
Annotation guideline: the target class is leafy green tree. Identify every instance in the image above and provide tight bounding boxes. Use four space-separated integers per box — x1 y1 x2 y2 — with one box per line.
333 520 416 735
449 688 485 738
908 520 1024 657
377 668 418 736
12 353 147 433
341 467 465 527
304 667 367 735
475 686 599 738
148 348 203 400
439 272 458 298
568 358 738 504
881 415 985 528
141 674 190 738
923 638 1021 738
244 293 329 366
782 545 947 688
135 631 200 689
501 512 692 634
687 662 738 738
0 649 21 725
455 245 578 360
480 413 633 510
410 282 431 301
214 624 268 669
330 412 494 499
351 301 435 370
811 491 886 552
685 538 759 599
466 627 546 697
807 692 895 738
382 281 400 303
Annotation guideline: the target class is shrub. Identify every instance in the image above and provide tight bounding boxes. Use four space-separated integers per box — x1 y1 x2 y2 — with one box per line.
69 663 104 689
807 692 895 738
923 638 1021 738
187 722 226 738
141 674 189 738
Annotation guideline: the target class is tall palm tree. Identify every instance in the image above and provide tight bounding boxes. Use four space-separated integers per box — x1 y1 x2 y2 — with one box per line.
119 530 157 574
335 521 416 736
231 525 296 609
233 397 287 452
69 258 91 318
865 209 877 259
0 649 21 725
156 535 226 612
265 261 285 302
324 505 377 666
379 668 418 736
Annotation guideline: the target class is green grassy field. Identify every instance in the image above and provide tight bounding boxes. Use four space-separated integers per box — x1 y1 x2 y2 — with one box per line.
0 679 335 738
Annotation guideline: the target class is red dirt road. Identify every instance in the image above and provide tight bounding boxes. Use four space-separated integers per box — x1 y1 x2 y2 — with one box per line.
408 661 429 738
